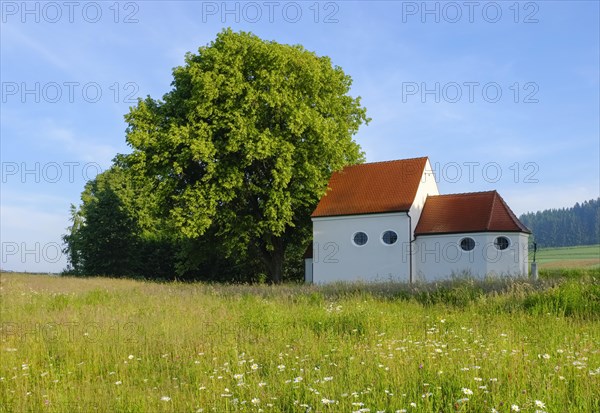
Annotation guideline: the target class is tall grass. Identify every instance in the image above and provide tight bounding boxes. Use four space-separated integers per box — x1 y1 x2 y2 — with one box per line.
1 273 598 412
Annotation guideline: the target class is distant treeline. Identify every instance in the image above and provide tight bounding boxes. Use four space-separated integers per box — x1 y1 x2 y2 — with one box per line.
519 198 600 247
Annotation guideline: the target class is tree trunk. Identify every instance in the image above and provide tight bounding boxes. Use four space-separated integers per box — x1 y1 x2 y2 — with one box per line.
270 248 284 284
260 236 285 284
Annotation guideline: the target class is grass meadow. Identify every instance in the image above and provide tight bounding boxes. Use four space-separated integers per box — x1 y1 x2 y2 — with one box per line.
532 244 600 270
1 262 599 412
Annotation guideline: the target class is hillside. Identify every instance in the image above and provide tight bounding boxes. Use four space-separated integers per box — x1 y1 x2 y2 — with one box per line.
519 198 599 247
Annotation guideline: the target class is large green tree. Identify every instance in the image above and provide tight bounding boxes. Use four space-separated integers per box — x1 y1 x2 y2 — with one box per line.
63 165 178 279
124 29 369 283
63 167 139 277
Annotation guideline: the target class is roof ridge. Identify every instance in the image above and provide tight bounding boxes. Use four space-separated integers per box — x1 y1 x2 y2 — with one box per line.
344 157 429 168
493 191 531 233
486 190 499 231
428 190 497 198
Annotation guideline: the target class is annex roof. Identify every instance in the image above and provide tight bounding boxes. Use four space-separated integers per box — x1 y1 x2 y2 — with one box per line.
311 157 428 218
414 191 531 235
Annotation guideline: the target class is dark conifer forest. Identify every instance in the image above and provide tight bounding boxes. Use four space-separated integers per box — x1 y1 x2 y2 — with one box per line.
519 198 600 247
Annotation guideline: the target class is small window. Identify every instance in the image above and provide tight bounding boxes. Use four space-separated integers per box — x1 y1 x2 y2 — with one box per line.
353 232 368 246
494 236 510 250
460 237 475 251
382 230 398 245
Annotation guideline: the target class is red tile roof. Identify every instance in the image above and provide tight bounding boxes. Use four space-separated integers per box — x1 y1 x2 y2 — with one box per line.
311 157 428 217
414 191 530 235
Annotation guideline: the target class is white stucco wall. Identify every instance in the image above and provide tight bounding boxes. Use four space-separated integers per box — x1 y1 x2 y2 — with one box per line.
414 232 529 281
409 158 440 236
312 213 411 283
304 258 313 283
408 158 440 281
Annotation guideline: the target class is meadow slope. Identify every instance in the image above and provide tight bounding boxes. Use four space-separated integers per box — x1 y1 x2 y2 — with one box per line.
1 272 599 412
532 244 600 270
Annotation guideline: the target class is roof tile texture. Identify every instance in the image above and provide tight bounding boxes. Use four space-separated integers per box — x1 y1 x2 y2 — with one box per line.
311 157 428 217
414 191 530 235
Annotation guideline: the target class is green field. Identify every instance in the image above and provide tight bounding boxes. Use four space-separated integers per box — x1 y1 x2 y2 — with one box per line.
531 244 600 270
1 271 599 412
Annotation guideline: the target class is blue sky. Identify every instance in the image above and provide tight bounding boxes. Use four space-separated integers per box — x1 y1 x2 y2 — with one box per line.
1 1 599 272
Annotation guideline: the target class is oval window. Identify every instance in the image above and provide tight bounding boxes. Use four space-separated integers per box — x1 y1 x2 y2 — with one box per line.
494 236 510 250
353 232 368 246
460 237 475 251
382 230 398 245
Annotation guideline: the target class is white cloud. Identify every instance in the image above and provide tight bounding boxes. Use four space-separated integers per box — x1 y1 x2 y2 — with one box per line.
44 121 117 164
2 25 72 73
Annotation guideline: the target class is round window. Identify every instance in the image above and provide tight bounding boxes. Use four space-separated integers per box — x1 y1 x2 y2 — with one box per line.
460 237 475 251
382 230 398 245
353 232 368 246
494 236 510 250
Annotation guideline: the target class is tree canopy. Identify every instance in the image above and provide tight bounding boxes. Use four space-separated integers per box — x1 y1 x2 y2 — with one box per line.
64 29 369 282
62 165 176 278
